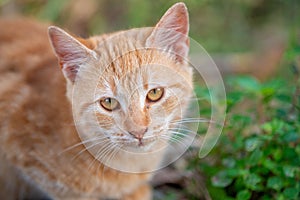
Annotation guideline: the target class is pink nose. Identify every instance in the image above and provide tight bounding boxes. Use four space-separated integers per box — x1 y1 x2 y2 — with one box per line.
129 127 148 140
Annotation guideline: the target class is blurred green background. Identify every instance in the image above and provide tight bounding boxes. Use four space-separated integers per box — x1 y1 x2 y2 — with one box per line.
1 0 299 79
0 0 299 53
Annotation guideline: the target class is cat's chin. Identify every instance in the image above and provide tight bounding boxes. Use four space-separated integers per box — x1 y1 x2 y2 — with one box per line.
121 138 159 153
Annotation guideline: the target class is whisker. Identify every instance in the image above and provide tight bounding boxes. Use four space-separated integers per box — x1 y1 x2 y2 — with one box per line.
167 127 198 135
158 136 185 151
95 143 115 164
105 144 120 166
161 132 192 148
169 123 191 131
171 117 214 123
169 119 218 125
88 142 112 170
169 132 196 143
71 139 110 161
97 143 123 178
170 129 198 137
59 135 109 155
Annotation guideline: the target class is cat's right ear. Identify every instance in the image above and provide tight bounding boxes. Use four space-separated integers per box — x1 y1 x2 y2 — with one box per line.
48 26 95 83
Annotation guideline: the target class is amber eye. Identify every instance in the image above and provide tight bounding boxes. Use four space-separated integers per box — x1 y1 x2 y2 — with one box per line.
100 98 119 111
147 88 164 102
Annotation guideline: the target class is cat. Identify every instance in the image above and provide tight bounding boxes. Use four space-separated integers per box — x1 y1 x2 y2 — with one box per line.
0 2 193 200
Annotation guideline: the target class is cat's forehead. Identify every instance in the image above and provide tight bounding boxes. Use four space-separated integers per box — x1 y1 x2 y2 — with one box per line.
92 30 190 97
96 45 176 87
97 62 156 96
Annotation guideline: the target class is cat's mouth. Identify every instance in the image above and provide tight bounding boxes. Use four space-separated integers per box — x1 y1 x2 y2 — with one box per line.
138 137 157 146
116 136 157 149
133 137 156 147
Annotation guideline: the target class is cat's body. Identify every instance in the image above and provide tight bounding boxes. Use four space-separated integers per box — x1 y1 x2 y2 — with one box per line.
0 18 151 200
0 3 193 200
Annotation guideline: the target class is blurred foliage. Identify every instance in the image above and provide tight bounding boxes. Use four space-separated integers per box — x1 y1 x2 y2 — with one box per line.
0 0 299 52
189 41 300 199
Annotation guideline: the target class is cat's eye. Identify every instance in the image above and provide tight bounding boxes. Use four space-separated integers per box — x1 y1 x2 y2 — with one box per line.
147 88 164 102
100 98 119 111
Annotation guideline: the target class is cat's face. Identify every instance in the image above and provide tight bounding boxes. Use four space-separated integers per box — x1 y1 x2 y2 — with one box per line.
90 49 192 151
49 3 192 154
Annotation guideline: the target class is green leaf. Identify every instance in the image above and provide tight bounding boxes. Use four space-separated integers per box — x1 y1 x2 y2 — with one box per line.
275 93 292 103
283 187 299 199
222 158 236 168
207 185 235 200
262 159 281 175
283 131 300 142
234 177 246 191
296 144 300 155
248 149 263 165
251 165 269 176
226 91 244 109
260 194 272 200
232 114 252 126
267 177 284 191
273 148 283 161
244 174 262 190
245 137 262 152
260 80 281 102
211 171 233 188
261 87 276 99
261 122 273 133
233 76 261 93
259 134 273 141
283 147 298 160
261 120 286 135
277 194 286 200
283 166 296 178
224 168 248 178
237 190 251 200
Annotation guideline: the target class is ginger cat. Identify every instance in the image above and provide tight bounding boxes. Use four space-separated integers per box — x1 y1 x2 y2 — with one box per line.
0 2 193 200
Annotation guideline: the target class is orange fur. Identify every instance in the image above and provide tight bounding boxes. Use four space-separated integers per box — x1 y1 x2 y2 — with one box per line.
0 3 193 199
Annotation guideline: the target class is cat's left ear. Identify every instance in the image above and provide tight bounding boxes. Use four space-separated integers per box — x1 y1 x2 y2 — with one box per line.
48 26 96 83
146 2 189 63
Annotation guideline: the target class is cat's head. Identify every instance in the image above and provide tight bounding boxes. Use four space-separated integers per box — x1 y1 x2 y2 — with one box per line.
48 3 193 157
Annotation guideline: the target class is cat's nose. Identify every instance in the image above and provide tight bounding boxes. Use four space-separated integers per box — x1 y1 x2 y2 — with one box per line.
129 127 148 140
